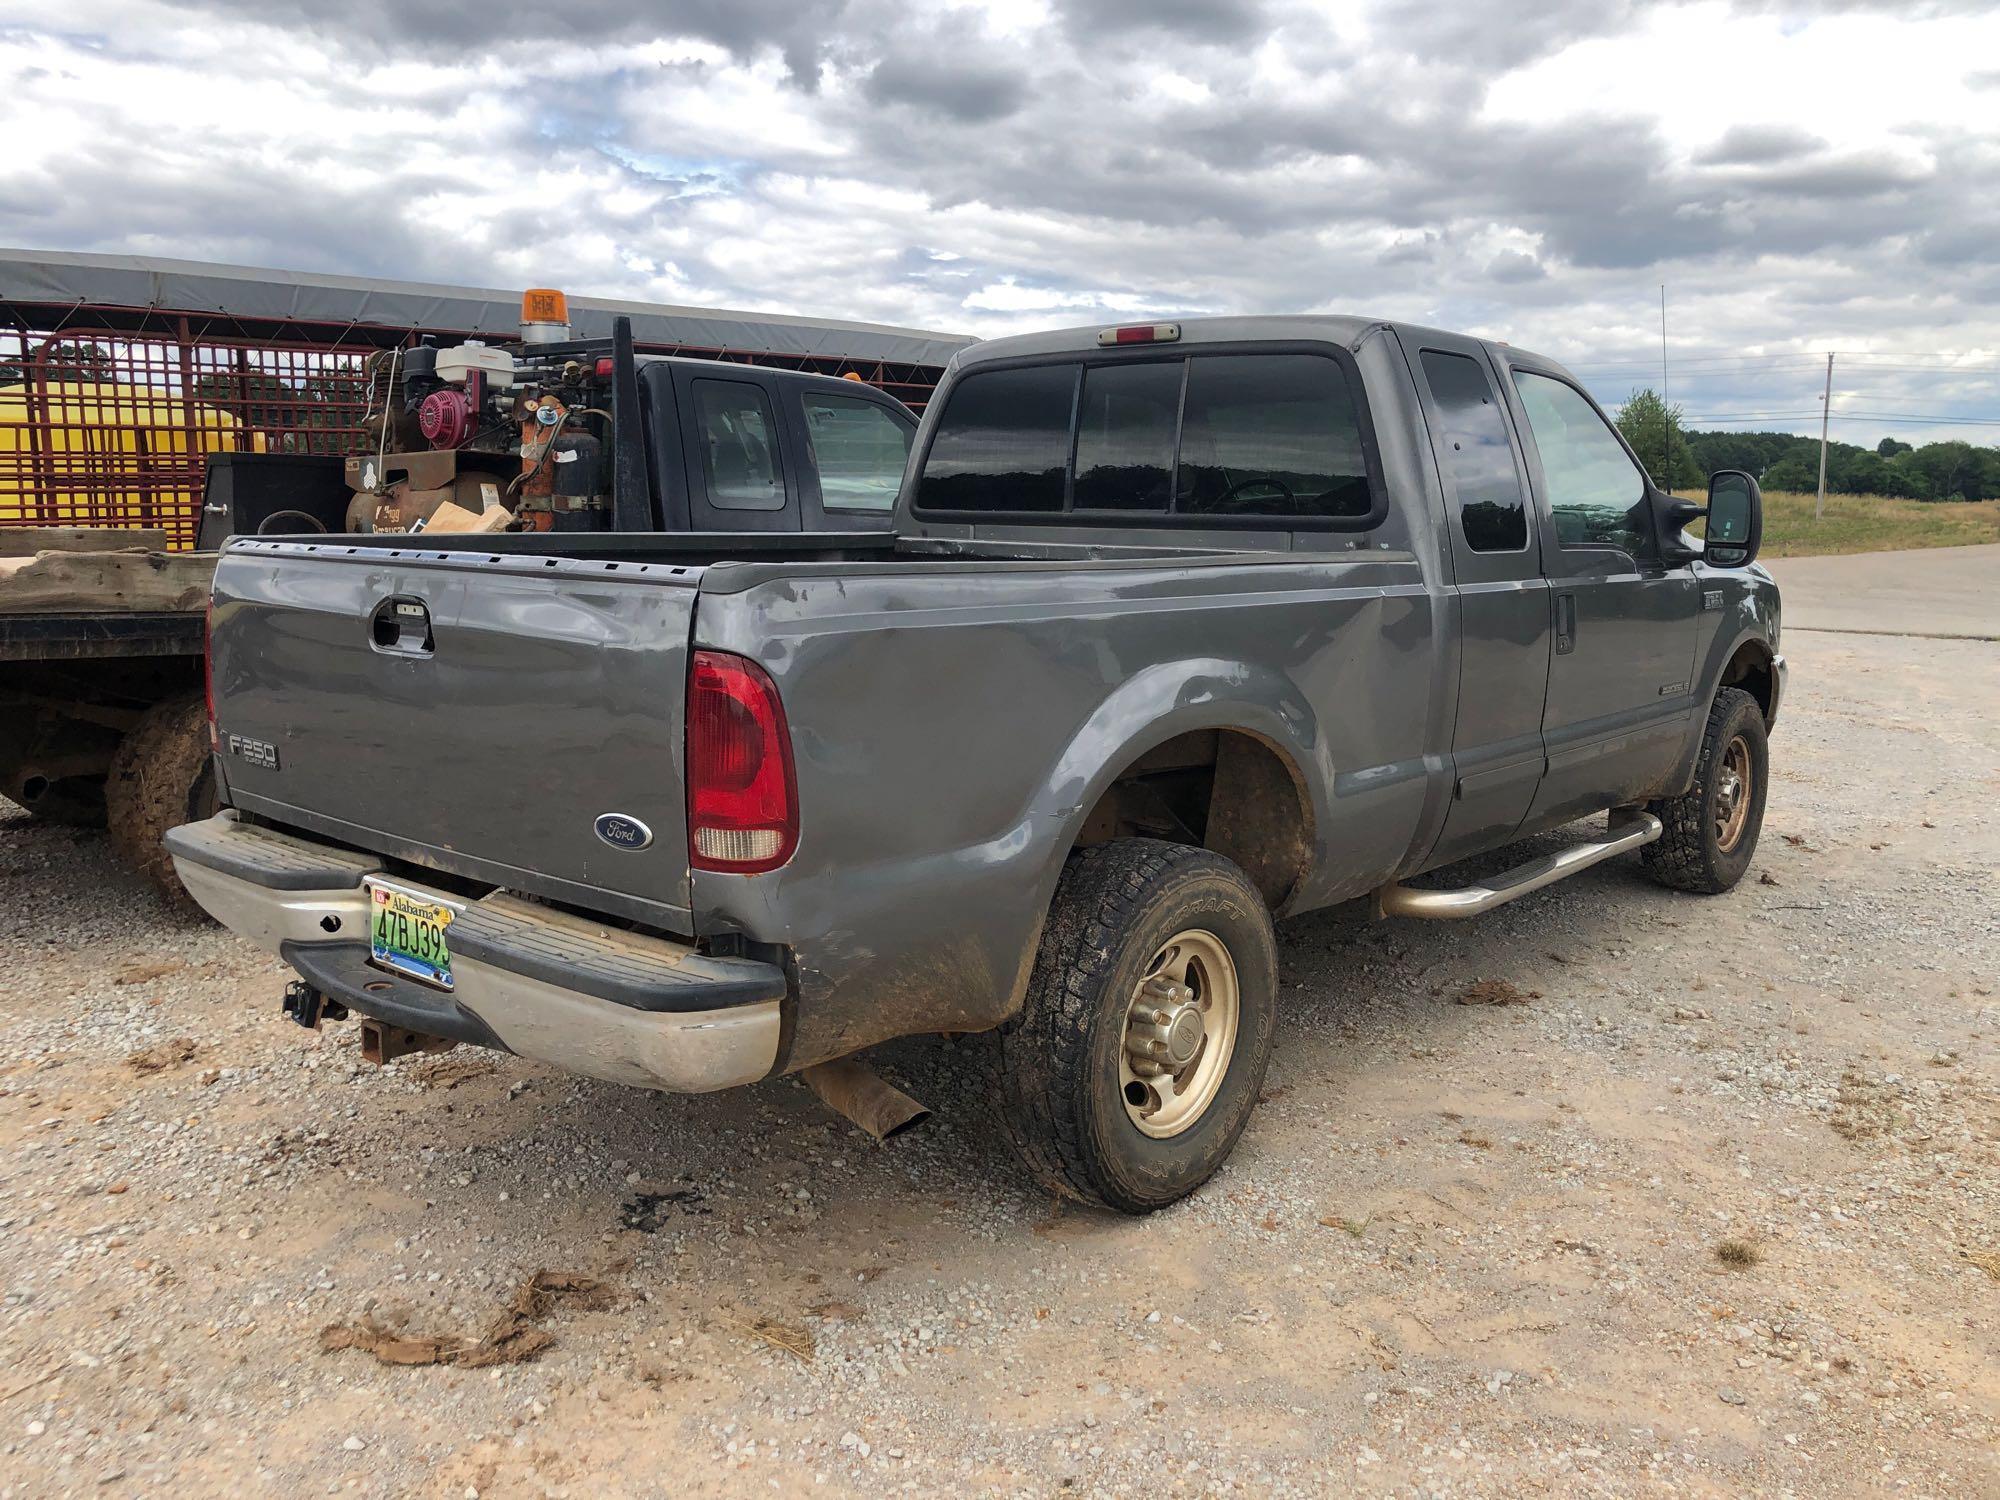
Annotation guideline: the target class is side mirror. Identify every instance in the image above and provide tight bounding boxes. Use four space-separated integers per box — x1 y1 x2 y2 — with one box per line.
1703 470 1762 568
1655 493 1705 564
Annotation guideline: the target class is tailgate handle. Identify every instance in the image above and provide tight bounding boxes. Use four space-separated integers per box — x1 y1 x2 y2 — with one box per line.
371 597 434 656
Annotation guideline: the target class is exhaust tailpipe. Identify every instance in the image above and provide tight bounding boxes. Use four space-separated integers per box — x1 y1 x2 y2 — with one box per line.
800 1058 930 1142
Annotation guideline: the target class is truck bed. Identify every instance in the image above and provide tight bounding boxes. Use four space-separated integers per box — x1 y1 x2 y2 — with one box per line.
207 529 1428 980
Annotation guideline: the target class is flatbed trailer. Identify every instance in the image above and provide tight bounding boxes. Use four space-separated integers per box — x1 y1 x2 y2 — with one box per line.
0 607 204 661
1 532 216 904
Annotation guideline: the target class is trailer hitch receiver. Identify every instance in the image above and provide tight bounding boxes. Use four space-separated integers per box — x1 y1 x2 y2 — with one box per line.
281 980 348 1030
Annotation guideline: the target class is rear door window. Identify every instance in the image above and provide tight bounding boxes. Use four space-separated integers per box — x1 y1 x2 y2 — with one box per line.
1175 354 1372 520
1073 361 1181 511
1419 349 1527 552
692 379 784 511
916 363 1078 513
801 393 912 512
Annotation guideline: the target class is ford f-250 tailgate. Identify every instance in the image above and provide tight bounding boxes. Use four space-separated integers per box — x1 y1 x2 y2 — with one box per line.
207 540 700 928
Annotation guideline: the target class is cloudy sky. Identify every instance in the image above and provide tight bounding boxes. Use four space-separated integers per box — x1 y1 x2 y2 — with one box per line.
2 0 1997 444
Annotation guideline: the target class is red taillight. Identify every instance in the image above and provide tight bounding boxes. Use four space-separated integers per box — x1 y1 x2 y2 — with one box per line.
1097 322 1181 346
203 597 218 751
686 650 797 874
593 355 615 378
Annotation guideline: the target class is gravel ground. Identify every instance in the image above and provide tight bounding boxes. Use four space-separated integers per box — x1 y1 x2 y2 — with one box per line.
1 625 1995 1499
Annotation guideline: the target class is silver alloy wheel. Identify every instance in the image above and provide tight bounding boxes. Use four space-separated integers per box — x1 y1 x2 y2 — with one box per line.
1119 929 1240 1138
1714 734 1753 853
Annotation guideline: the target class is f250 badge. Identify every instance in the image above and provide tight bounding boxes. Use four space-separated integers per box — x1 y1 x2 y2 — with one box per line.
593 813 653 851
226 733 280 771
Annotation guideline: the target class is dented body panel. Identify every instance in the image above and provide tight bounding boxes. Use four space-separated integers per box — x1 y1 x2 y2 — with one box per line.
189 314 1783 1090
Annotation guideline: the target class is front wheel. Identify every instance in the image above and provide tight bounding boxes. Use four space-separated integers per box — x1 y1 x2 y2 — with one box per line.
1642 686 1768 894
992 839 1278 1214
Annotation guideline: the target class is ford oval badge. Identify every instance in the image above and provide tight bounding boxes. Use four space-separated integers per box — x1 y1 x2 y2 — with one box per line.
594 813 653 851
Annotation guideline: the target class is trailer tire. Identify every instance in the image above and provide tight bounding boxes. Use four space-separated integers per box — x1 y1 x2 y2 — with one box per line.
990 839 1277 1214
106 691 217 915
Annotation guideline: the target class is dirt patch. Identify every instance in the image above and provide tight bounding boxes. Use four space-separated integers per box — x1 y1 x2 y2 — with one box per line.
620 1184 711 1230
125 1036 198 1073
719 1312 815 1362
114 960 183 986
2 624 1996 1498
1828 1065 1914 1141
321 1269 617 1369
1455 978 1537 1006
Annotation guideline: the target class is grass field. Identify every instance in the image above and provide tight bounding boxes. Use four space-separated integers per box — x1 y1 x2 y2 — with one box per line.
1748 490 2000 558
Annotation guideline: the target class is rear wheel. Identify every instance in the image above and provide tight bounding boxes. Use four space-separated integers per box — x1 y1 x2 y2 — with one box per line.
105 691 218 915
1642 686 1768 894
991 839 1277 1214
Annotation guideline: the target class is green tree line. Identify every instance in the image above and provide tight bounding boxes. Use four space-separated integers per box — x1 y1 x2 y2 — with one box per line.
1616 388 2000 501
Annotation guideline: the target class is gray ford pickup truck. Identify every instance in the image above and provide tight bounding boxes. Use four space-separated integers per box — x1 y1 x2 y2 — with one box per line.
168 314 1784 1213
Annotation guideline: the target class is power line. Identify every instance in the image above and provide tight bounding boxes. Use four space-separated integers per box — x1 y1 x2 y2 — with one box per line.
1685 409 1998 419
1830 349 2000 360
1825 370 2000 381
1568 351 2000 373
1685 413 1999 427
1834 413 2000 425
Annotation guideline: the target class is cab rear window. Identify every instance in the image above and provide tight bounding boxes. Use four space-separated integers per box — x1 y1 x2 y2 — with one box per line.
914 350 1379 526
914 363 1076 513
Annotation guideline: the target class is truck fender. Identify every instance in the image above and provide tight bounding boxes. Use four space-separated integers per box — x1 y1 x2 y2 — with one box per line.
1667 616 1780 797
1031 655 1330 910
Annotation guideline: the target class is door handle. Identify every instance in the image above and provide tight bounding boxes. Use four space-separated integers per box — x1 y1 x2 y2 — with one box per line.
1554 593 1576 655
370 596 434 656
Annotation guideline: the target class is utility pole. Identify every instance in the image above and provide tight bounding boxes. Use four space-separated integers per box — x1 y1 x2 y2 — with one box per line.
1815 351 1834 521
1659 285 1671 493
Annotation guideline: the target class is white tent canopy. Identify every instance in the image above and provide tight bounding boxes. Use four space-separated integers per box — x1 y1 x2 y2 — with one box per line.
0 248 975 369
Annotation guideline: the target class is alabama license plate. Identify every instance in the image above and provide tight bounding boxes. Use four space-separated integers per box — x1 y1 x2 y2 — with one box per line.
366 880 456 990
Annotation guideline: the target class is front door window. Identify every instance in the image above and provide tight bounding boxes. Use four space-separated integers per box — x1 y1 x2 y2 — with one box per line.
1511 371 1653 559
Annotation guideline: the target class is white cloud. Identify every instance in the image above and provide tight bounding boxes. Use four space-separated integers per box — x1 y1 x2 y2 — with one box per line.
0 0 1995 442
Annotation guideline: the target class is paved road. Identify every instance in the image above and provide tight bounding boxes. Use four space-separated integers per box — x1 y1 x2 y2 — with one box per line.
1767 542 2000 640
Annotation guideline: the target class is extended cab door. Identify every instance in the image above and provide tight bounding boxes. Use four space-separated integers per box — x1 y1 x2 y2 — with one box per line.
780 380 914 531
1502 361 1701 830
670 365 805 532
1406 335 1554 867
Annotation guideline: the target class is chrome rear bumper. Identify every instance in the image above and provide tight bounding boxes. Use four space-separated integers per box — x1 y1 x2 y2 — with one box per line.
168 813 783 1094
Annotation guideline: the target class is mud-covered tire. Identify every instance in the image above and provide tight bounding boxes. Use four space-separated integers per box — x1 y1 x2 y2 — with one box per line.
105 691 217 915
990 839 1278 1214
1643 686 1768 895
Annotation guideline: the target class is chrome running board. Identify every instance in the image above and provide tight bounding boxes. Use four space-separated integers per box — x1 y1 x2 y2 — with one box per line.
1373 811 1663 920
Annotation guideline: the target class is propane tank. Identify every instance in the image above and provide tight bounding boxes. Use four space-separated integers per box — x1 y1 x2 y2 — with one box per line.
515 394 566 502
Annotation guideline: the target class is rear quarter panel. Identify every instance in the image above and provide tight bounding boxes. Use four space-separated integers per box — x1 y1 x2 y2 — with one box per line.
692 552 1435 1068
